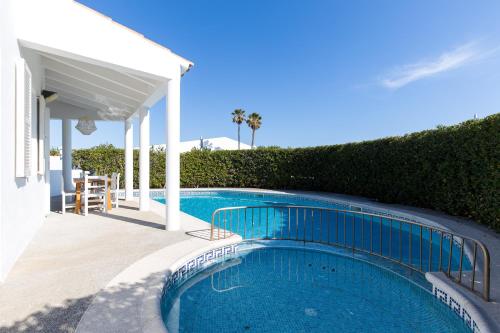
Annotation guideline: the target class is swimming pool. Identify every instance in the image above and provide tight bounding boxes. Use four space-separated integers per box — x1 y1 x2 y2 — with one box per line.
155 191 468 272
155 190 349 223
161 246 469 333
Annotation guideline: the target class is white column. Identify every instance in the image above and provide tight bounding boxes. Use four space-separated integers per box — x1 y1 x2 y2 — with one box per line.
139 108 150 211
166 76 181 231
124 119 134 201
44 108 51 214
62 119 74 192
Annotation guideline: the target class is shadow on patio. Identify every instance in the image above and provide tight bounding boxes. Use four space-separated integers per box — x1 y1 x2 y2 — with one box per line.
0 272 165 333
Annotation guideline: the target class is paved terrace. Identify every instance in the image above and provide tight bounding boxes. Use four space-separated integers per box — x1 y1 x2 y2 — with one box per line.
0 191 498 332
0 200 214 333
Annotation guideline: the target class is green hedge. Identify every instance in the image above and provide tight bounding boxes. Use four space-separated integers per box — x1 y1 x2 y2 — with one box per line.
72 113 500 231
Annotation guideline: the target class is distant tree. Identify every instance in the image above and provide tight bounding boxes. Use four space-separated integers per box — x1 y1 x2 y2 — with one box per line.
49 147 60 156
231 109 246 150
246 112 262 148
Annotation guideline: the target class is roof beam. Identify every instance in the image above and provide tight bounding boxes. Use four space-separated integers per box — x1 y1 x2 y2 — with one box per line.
50 100 127 121
121 71 159 88
47 86 135 115
57 95 107 113
42 57 150 97
45 71 143 105
40 52 160 92
45 77 140 109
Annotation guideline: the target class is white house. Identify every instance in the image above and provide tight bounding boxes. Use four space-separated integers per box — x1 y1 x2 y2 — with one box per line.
0 0 192 281
152 136 252 152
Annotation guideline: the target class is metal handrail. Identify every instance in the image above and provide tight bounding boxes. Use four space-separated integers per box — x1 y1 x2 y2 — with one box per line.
210 205 491 301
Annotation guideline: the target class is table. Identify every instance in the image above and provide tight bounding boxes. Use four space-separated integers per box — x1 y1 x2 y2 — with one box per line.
73 178 112 214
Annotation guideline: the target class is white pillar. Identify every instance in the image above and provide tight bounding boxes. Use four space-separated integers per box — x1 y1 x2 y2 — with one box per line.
124 119 134 201
62 119 74 192
44 108 51 214
166 76 181 231
139 108 150 211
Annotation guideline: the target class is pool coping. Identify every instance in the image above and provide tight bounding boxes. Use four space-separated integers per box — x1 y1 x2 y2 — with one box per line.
425 271 496 333
79 237 493 333
161 239 494 333
76 232 242 333
93 188 496 332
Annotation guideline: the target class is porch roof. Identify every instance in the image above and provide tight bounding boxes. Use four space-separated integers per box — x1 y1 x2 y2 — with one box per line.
34 49 165 121
15 0 193 121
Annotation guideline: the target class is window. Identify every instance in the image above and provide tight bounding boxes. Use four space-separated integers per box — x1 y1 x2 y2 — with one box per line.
15 58 32 178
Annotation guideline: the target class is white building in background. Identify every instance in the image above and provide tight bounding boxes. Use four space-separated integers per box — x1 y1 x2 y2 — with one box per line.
0 0 192 281
152 136 252 152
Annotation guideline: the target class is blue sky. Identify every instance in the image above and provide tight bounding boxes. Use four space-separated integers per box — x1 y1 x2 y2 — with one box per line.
51 0 500 148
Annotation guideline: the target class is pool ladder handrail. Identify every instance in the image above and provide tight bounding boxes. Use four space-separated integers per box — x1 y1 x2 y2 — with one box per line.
209 205 490 302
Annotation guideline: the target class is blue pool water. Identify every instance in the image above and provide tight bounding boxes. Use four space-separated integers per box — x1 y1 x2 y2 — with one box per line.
155 191 470 272
161 246 469 333
155 191 347 223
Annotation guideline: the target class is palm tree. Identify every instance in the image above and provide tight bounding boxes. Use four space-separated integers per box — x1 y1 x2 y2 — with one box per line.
246 112 262 148
231 109 246 150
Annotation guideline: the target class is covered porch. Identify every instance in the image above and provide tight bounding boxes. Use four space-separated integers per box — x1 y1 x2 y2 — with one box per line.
20 39 192 230
14 0 193 230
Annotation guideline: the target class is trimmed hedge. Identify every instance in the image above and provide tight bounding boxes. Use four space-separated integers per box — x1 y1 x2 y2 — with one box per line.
72 114 500 231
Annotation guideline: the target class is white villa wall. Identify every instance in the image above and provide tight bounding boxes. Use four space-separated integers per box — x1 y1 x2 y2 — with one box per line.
0 0 49 281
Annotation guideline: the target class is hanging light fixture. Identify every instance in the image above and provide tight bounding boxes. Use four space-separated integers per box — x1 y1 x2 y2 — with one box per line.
41 90 58 103
75 118 97 135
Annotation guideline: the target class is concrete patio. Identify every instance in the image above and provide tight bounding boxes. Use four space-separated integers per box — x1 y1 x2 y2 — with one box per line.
0 200 212 333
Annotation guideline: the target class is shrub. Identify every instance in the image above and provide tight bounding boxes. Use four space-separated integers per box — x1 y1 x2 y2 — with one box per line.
72 114 500 231
49 147 60 156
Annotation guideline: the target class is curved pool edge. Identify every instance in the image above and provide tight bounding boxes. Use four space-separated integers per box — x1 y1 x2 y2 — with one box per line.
75 236 495 333
162 239 496 333
75 235 242 333
425 271 497 333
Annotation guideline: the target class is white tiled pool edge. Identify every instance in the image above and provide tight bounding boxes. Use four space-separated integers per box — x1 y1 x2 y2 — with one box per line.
76 234 242 333
161 240 494 333
426 272 496 333
77 238 492 333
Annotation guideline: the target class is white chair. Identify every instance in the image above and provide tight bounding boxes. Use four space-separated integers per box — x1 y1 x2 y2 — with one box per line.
110 172 120 208
83 174 108 216
61 174 76 214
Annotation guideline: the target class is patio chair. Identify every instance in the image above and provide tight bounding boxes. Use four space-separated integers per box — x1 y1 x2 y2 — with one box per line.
61 174 76 214
110 172 120 208
82 174 108 216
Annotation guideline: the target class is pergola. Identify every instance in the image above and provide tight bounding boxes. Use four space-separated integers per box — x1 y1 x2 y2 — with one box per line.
16 0 193 230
